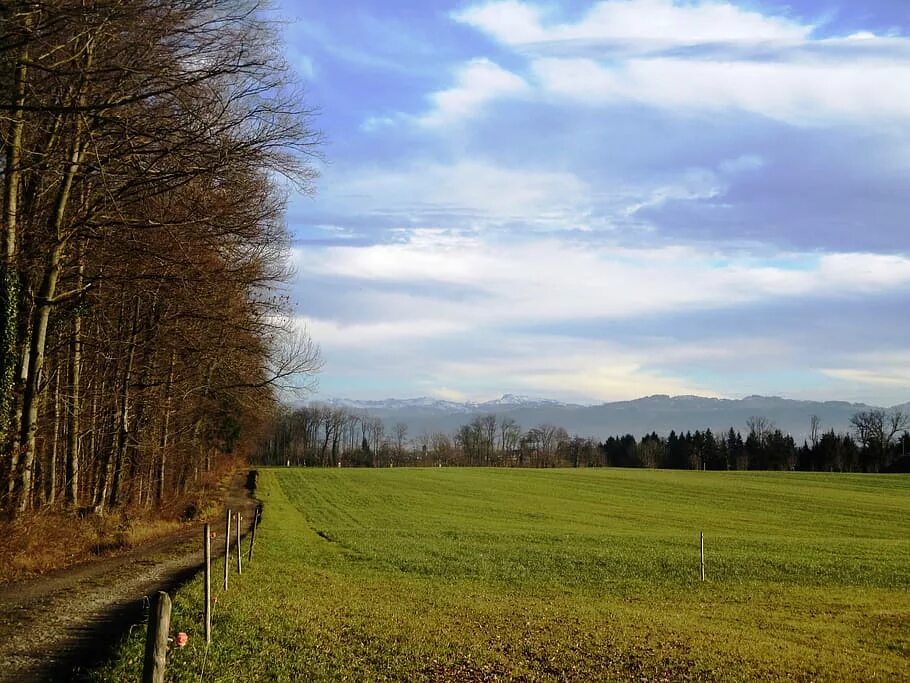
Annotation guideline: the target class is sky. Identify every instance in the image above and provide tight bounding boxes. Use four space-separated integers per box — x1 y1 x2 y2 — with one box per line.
275 0 910 406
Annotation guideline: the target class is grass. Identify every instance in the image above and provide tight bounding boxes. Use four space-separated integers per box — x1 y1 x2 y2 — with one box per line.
91 468 910 681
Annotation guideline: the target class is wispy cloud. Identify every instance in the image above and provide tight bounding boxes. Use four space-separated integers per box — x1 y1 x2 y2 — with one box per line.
302 317 470 348
315 160 591 230
822 352 910 388
531 55 910 124
822 368 910 387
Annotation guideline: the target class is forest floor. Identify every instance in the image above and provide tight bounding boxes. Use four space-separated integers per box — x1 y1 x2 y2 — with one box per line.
0 470 258 682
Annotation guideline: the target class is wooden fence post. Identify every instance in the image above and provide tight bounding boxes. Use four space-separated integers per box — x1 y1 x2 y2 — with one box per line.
247 507 259 563
224 508 231 591
142 591 171 683
699 531 705 581
236 511 242 574
203 524 212 643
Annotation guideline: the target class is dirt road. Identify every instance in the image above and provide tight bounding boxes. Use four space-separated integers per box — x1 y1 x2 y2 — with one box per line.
0 471 258 682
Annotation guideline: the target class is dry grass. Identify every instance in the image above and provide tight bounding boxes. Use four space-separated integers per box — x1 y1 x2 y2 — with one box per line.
0 509 182 583
1 512 102 578
0 458 243 584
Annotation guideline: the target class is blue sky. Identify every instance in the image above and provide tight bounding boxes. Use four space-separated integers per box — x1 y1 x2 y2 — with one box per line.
276 0 910 405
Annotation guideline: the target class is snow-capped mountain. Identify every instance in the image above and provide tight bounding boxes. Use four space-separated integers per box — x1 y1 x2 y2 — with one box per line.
322 394 576 413
480 394 572 408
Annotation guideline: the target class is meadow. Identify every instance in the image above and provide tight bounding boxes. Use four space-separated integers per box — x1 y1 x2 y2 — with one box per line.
93 468 910 681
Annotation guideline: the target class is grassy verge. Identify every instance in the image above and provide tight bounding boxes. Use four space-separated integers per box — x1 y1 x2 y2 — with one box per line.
91 468 910 681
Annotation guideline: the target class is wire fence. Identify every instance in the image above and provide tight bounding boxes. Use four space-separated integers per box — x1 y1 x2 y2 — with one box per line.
141 503 262 683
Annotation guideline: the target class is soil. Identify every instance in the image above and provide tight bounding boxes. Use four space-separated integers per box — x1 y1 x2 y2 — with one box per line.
0 470 259 682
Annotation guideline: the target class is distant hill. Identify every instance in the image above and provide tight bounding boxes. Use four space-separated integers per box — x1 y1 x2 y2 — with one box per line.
316 394 896 443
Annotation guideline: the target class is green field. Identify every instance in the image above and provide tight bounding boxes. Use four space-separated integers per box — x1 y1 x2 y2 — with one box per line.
94 468 910 681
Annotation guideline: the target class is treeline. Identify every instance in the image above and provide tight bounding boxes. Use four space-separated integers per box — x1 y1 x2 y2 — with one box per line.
597 425 903 472
0 1 319 518
257 407 910 473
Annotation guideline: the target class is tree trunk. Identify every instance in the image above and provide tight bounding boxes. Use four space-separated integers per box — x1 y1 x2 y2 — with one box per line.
48 369 61 505
65 262 83 508
88 377 102 508
16 120 87 514
6 304 31 499
158 350 175 504
0 9 30 465
109 297 140 508
17 243 64 513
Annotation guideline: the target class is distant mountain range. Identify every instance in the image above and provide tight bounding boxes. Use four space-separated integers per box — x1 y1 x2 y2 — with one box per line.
325 393 572 413
318 394 908 443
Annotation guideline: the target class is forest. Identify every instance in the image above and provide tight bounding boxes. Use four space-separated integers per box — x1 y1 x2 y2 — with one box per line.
0 1 319 519
257 404 910 473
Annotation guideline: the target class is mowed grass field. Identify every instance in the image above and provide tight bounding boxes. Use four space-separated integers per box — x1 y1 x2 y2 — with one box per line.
94 468 910 681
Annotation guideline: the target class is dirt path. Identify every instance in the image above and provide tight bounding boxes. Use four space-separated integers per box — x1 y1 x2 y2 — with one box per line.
0 470 259 682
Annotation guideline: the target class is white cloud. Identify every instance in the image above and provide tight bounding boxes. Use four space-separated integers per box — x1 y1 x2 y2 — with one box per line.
294 235 910 327
454 0 812 48
447 1 910 125
822 352 910 388
453 1 547 45
293 236 910 402
292 232 910 404
302 317 719 402
311 224 361 240
817 253 910 291
431 337 716 402
295 54 316 80
623 168 723 216
322 160 590 228
360 114 400 132
621 155 763 219
430 386 472 401
419 57 529 127
531 55 910 124
822 368 910 387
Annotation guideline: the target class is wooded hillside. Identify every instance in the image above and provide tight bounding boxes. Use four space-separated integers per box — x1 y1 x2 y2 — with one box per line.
0 0 320 518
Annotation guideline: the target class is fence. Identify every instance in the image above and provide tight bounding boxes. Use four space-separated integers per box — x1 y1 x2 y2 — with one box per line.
142 504 262 683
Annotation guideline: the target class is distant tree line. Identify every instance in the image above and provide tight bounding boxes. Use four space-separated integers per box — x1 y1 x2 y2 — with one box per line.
257 406 910 474
0 1 320 519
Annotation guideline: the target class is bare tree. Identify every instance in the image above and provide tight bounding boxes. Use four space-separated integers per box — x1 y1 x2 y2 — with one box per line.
429 432 453 465
415 431 430 462
809 415 821 449
746 416 774 447
368 418 384 466
474 415 497 465
1 0 321 516
499 417 521 461
394 422 408 462
850 409 910 454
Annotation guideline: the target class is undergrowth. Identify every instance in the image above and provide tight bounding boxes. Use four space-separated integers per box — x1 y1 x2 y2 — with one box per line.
0 460 239 584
